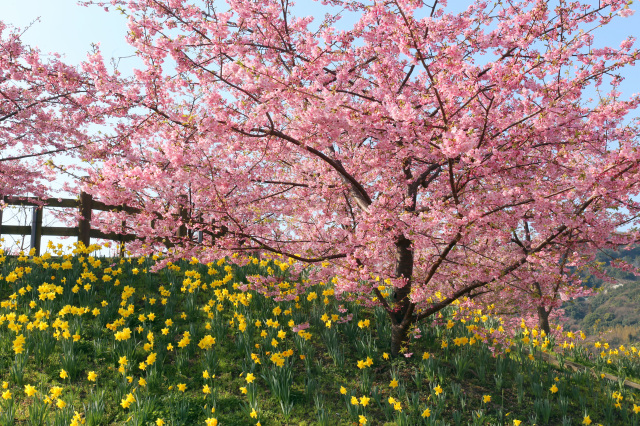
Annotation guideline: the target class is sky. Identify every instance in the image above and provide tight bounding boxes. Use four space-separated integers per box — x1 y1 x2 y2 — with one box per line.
2 0 640 253
3 0 133 65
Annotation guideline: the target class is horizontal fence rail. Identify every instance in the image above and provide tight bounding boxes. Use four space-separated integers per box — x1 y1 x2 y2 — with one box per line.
0 192 193 256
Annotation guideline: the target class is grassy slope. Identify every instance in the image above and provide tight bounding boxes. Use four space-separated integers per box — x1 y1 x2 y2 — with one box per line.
0 248 639 425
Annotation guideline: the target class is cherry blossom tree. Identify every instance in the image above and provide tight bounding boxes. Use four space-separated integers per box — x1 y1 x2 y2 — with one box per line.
456 217 640 337
81 0 640 355
0 22 102 198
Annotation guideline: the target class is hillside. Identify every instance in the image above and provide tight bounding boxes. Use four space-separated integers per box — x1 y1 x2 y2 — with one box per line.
563 245 640 343
1 244 640 425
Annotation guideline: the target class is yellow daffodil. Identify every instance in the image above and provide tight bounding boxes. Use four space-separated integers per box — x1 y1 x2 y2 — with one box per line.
24 384 37 397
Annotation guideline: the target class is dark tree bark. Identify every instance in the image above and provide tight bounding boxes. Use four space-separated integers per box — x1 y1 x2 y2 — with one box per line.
390 235 414 357
537 306 551 336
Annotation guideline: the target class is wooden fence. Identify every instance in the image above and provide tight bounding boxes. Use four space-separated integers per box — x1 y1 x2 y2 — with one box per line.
0 192 193 256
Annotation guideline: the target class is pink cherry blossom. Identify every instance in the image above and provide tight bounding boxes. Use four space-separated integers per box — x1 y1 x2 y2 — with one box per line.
64 0 640 355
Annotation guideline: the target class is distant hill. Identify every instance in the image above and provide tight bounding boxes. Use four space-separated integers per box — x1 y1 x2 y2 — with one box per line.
562 245 640 344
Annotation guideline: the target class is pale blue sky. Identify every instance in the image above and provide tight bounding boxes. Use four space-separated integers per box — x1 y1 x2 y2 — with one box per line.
3 0 133 64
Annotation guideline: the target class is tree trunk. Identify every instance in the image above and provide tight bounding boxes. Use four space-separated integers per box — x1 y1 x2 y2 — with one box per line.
389 235 414 357
392 235 413 307
532 279 551 335
390 323 411 357
537 306 551 336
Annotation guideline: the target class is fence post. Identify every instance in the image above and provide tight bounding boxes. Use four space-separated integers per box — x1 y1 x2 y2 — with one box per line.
0 205 3 242
30 206 43 256
78 191 92 248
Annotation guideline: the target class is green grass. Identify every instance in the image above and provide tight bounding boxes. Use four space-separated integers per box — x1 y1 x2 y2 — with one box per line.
0 244 639 425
